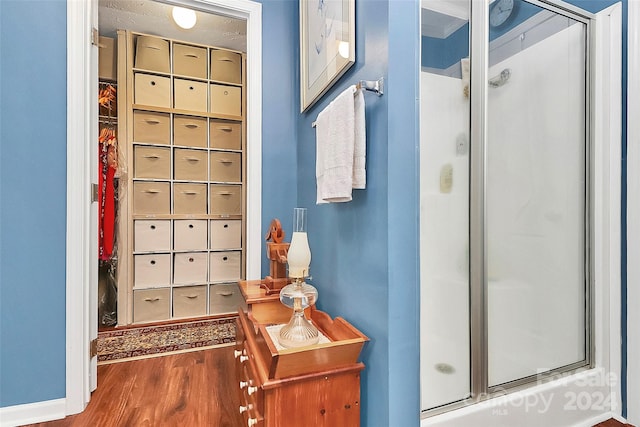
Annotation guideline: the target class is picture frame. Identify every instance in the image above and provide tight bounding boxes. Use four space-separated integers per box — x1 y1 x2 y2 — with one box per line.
300 0 356 112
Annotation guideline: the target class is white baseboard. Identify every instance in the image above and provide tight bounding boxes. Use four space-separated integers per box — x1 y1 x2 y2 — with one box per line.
0 398 66 427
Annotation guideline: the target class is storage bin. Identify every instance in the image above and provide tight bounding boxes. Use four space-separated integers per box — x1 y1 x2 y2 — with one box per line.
210 84 241 117
134 220 171 252
173 286 208 318
209 283 247 315
173 183 207 214
210 151 241 183
174 78 207 112
209 251 241 282
174 148 207 181
133 288 171 323
133 111 170 144
209 184 242 216
134 253 171 288
173 43 207 79
173 252 208 285
98 36 117 81
134 35 170 73
174 220 207 251
210 49 242 84
174 116 207 148
134 73 170 108
210 220 241 250
209 120 242 150
133 182 170 215
134 146 171 179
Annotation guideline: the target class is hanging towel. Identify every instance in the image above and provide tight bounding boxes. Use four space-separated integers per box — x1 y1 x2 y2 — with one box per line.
315 85 366 204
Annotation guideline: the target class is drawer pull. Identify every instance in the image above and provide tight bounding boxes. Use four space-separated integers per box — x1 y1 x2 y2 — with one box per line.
144 297 160 302
218 191 233 196
248 418 258 427
150 81 156 86
217 291 233 297
143 189 161 194
217 126 233 132
218 159 233 164
224 90 229 96
239 405 248 414
188 257 195 262
182 191 199 195
189 86 195 90
223 224 229 228
184 53 200 58
184 123 199 129
222 256 228 261
144 119 161 125
184 157 201 162
218 57 234 62
150 225 156 230
239 355 249 363
247 386 258 395
149 260 156 265
188 224 194 229
239 380 248 389
145 46 161 51
143 155 160 159
234 350 243 358
185 295 198 299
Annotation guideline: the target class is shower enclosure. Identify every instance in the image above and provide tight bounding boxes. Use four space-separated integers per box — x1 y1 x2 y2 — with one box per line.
420 0 592 415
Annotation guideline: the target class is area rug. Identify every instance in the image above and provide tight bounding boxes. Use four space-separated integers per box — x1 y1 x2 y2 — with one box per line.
97 317 237 364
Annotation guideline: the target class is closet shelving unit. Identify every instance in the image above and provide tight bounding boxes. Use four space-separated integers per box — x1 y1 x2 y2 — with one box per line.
116 30 248 325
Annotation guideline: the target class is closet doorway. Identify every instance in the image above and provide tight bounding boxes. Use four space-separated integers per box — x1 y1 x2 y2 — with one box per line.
66 0 263 414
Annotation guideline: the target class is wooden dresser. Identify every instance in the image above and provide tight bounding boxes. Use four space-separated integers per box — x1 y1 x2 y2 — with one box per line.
235 280 368 427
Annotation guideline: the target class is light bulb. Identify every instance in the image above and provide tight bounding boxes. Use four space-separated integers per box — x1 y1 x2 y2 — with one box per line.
172 6 197 30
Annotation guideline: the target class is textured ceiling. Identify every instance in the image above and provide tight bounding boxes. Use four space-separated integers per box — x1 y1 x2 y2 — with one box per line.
99 0 247 52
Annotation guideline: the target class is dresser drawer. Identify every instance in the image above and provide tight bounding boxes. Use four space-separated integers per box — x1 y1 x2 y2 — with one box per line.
210 120 241 150
134 146 171 179
173 43 207 79
134 253 171 288
174 220 207 251
209 283 246 315
134 35 170 73
173 183 207 214
210 84 241 117
174 252 208 285
134 220 171 252
210 152 241 183
210 220 241 250
133 288 171 323
174 78 207 112
209 251 241 282
174 116 207 148
134 73 170 108
210 184 242 216
133 111 170 144
174 148 207 181
133 182 170 215
173 285 208 318
210 49 242 84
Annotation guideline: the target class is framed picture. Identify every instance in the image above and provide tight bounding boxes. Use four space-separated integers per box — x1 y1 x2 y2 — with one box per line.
300 0 355 112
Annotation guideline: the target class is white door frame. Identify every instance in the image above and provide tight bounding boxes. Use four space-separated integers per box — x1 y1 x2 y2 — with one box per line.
627 0 639 423
66 0 262 414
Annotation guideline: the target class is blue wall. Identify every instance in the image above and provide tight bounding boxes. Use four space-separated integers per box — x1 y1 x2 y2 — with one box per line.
0 0 68 406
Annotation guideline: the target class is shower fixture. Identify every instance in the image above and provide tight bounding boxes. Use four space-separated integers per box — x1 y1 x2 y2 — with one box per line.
489 68 511 88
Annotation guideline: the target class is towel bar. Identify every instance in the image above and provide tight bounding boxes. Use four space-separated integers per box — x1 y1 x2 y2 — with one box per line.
311 78 384 128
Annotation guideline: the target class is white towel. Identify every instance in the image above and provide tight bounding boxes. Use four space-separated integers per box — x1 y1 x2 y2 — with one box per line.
315 85 366 204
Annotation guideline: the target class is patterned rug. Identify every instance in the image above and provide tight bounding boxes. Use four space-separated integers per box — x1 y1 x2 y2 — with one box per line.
97 317 237 364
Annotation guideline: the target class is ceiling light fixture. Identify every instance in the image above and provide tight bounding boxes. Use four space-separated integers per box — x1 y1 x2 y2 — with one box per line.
172 6 197 30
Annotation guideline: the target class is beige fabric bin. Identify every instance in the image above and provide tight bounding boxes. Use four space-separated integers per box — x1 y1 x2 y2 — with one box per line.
173 286 207 318
133 111 170 145
133 182 170 215
173 252 208 285
173 183 207 214
209 120 242 150
98 36 117 81
174 220 208 251
134 253 171 289
209 251 241 282
173 43 207 79
134 220 171 252
133 288 171 323
210 152 241 183
210 49 242 84
134 35 170 73
134 73 170 108
210 84 241 117
209 283 247 315
174 79 207 112
174 116 207 148
134 146 171 179
210 220 241 250
209 184 242 216
174 148 207 181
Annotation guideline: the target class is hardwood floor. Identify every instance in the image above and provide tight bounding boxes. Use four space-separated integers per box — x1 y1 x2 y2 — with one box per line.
25 346 243 427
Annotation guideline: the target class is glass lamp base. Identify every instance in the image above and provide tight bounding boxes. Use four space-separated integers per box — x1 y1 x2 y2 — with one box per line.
278 311 319 348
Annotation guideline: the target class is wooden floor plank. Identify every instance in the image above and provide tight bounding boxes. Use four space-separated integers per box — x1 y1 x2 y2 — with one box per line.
24 347 242 427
